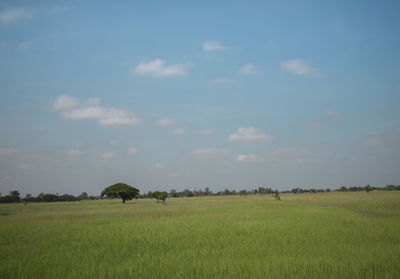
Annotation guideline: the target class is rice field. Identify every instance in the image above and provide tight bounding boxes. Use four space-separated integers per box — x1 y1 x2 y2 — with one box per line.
1 191 399 278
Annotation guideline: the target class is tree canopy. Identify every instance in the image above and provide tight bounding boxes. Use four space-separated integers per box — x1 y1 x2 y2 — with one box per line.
101 183 139 203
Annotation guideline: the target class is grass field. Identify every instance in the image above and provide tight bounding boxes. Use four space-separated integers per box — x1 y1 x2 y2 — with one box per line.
1 192 400 279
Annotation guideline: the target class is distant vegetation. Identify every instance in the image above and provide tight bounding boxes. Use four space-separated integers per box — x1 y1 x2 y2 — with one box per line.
0 191 96 203
0 184 399 204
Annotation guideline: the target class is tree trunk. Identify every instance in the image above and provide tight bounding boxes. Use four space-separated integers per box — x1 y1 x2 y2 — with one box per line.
122 198 126 203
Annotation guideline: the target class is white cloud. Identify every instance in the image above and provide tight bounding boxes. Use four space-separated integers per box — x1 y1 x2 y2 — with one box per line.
86 97 101 105
0 8 35 24
53 95 140 126
237 154 263 163
198 129 215 135
239 63 256 75
203 41 227 51
266 147 309 155
0 176 9 182
280 59 316 75
62 106 140 126
193 148 228 160
18 41 32 48
153 163 164 169
307 121 325 128
52 94 80 110
0 148 19 156
157 118 175 126
364 138 381 147
49 7 69 14
101 153 115 158
68 149 82 156
324 109 339 116
210 78 236 84
172 128 185 135
130 59 191 77
324 109 347 120
128 148 138 155
229 127 272 142
109 140 119 145
18 163 32 169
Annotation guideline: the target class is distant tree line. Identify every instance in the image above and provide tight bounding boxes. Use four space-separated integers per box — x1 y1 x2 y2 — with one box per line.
0 191 99 204
335 184 400 192
1 184 399 204
137 184 400 199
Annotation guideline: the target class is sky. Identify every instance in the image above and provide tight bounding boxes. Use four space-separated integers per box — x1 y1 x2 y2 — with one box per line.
0 0 399 195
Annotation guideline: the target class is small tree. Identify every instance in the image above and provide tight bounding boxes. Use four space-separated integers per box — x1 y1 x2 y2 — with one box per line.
158 191 168 204
239 190 248 196
273 190 281 201
79 192 88 200
101 183 139 203
10 191 21 203
364 184 372 193
151 191 161 202
169 189 178 197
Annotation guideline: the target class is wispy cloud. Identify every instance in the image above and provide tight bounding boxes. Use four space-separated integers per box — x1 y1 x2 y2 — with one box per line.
128 148 138 155
68 149 83 156
266 147 309 155
130 59 191 77
193 148 229 160
280 59 316 75
52 94 80 110
364 138 381 147
239 63 256 75
53 95 140 126
157 118 175 126
49 6 69 14
153 163 164 169
197 129 215 135
0 8 35 24
237 154 263 163
172 128 185 135
62 107 140 126
18 163 32 169
86 97 101 105
229 127 272 142
324 109 348 120
101 153 115 158
18 41 32 48
0 148 19 156
307 121 325 128
203 41 227 51
210 78 236 84
109 140 119 145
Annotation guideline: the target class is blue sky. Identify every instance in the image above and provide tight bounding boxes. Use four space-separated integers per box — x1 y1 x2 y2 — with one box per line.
0 0 399 195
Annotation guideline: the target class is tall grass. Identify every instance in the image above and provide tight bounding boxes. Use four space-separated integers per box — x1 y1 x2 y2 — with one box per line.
1 192 399 278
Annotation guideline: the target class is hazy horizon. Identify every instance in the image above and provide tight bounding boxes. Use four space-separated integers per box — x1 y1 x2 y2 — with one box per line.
1 1 400 195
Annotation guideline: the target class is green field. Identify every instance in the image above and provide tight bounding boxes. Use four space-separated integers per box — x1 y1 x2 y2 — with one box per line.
1 192 400 278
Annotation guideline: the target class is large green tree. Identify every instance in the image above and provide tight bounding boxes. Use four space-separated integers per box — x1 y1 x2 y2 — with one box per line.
101 183 139 203
158 191 168 204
